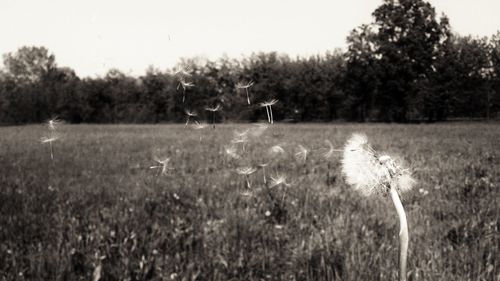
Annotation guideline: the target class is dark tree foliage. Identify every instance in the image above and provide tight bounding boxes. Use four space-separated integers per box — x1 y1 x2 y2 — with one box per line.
0 0 499 125
372 0 447 121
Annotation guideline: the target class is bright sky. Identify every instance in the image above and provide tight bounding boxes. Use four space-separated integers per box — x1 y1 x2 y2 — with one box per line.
1 0 499 77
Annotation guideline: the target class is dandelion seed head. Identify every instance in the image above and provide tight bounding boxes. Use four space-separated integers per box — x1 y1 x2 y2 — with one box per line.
342 133 415 196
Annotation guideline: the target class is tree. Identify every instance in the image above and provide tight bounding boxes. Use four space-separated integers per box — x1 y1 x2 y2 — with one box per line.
372 0 447 121
343 24 379 121
2 46 56 84
490 31 500 118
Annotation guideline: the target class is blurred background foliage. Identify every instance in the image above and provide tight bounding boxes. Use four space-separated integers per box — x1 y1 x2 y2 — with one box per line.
1 0 500 124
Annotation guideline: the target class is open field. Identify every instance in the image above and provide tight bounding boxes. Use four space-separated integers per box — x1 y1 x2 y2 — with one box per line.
0 123 498 281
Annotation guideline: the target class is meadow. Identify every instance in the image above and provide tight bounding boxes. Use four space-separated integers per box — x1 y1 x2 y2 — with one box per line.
0 123 498 281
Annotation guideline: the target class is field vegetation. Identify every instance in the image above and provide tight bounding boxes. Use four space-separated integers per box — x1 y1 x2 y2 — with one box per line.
0 123 498 281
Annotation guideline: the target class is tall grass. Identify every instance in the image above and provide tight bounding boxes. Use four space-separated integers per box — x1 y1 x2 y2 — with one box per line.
0 123 498 280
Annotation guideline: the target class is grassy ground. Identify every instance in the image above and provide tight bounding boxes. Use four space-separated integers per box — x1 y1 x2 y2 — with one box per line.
0 123 498 281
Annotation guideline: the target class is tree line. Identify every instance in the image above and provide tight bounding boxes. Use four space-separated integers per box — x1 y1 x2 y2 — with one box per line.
1 0 500 124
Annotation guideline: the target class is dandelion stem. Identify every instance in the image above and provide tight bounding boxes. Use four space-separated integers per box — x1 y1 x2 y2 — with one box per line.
245 175 251 189
269 106 274 124
389 187 408 281
262 167 266 184
265 106 270 123
182 89 186 103
246 89 250 105
49 141 54 161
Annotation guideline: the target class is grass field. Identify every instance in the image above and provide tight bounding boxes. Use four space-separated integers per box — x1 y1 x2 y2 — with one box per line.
0 123 498 281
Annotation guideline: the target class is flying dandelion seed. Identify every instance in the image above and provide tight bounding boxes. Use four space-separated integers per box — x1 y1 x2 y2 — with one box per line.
193 121 207 130
177 78 195 103
205 104 222 129
236 166 257 188
295 144 308 162
323 139 342 159
224 145 240 159
341 133 415 281
173 66 192 77
260 99 278 124
233 128 250 138
41 118 62 161
235 81 254 105
40 135 60 161
150 157 174 175
47 117 62 131
184 110 197 126
270 173 289 188
258 162 270 184
269 145 285 156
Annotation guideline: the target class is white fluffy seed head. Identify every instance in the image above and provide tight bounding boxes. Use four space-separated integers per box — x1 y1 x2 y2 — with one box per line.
341 133 415 196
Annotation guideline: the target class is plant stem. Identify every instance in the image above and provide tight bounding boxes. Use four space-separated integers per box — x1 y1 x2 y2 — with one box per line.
49 141 54 161
245 175 251 189
262 167 266 184
246 89 250 105
265 106 270 123
389 187 408 281
269 106 274 124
